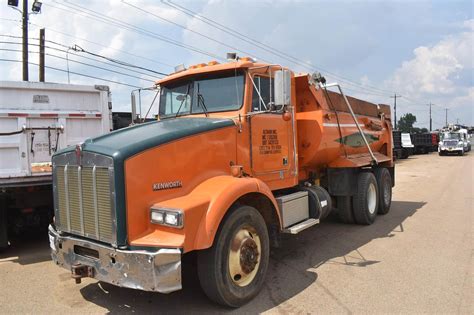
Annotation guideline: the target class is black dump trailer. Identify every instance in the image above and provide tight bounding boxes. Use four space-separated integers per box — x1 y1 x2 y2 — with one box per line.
393 130 403 160
411 133 432 154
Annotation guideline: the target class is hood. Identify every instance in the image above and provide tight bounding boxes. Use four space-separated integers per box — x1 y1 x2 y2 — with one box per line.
52 117 235 247
55 117 235 161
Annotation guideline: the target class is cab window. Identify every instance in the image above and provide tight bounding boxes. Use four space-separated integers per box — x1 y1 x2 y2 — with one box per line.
251 76 274 112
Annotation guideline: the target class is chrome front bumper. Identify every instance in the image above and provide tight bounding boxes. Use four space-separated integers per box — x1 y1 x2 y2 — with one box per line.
48 225 181 293
439 147 462 152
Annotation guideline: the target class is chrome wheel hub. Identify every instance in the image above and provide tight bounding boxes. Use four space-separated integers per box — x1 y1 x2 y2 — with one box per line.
367 182 377 214
228 226 261 287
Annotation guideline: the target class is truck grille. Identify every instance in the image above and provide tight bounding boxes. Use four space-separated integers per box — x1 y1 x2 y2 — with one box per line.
53 152 116 245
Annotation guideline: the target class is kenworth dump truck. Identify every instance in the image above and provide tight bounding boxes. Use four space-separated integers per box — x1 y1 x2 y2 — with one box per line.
0 81 112 250
49 56 394 307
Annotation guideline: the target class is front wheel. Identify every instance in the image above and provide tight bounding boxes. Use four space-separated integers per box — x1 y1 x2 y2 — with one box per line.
197 205 269 307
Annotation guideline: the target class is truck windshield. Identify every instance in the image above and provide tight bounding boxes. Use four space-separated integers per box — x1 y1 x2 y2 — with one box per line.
441 132 460 140
159 70 245 118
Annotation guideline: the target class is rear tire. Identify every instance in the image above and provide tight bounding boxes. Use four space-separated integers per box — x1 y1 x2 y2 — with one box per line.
197 205 269 307
374 168 392 215
353 172 379 225
336 196 354 224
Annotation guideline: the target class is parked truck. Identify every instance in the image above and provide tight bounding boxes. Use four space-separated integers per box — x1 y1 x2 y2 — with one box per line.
392 130 402 159
393 131 413 159
48 57 394 307
438 125 471 156
0 81 112 250
400 132 414 158
410 133 432 154
431 132 439 152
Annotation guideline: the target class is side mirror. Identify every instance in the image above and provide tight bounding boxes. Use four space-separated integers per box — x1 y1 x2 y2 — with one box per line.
274 69 291 110
131 92 137 124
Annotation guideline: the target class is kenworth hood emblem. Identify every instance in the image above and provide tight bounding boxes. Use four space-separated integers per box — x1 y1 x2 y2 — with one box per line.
153 180 182 191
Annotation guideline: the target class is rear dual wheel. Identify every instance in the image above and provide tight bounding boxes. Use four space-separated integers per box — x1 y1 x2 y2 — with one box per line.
353 172 379 225
337 169 392 225
197 205 269 307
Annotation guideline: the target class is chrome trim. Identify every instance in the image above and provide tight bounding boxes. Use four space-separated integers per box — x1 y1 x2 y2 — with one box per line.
64 165 71 231
108 167 117 247
52 164 60 229
49 225 182 294
92 165 99 238
52 151 116 245
78 166 84 234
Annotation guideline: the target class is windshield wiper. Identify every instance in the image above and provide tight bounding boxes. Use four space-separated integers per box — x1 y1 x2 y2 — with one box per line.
197 83 209 117
175 83 191 118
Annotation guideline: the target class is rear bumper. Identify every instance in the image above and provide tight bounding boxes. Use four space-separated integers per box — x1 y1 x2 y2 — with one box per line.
48 225 182 293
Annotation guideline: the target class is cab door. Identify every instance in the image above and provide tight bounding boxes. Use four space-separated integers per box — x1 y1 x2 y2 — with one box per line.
250 113 292 174
248 75 294 183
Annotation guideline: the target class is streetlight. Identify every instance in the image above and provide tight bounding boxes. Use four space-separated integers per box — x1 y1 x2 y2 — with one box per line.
7 0 43 81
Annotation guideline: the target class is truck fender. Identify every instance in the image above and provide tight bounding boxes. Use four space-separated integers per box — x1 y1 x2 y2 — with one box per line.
191 175 280 251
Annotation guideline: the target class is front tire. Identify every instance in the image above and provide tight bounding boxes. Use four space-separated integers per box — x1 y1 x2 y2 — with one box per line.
353 172 379 225
197 205 269 307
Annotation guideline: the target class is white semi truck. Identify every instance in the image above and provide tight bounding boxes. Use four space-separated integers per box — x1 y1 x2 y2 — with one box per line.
438 125 471 156
0 81 112 250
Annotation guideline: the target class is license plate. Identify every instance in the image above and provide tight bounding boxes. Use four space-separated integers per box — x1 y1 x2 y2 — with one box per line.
49 234 56 251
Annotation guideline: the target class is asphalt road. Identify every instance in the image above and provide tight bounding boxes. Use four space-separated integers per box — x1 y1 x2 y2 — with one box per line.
0 152 472 314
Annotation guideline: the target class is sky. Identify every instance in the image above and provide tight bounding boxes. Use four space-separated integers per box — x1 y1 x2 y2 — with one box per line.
0 0 472 129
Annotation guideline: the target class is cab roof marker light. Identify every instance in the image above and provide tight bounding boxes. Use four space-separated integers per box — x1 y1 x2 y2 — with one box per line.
174 64 186 73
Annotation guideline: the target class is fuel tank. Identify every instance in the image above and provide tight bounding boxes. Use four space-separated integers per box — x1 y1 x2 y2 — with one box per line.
294 75 392 172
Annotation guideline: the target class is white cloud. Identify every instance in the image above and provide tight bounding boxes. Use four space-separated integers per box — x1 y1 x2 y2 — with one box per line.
386 20 473 97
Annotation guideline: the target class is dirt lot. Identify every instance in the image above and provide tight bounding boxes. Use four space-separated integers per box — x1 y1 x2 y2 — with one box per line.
0 152 472 314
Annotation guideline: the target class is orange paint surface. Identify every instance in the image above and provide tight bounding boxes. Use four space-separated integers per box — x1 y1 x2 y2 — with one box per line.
124 60 393 251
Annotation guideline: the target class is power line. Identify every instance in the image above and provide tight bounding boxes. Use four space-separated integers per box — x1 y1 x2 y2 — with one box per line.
122 0 272 64
162 0 397 96
1 38 161 79
47 1 225 61
57 1 394 98
0 58 142 88
0 47 156 83
26 20 175 68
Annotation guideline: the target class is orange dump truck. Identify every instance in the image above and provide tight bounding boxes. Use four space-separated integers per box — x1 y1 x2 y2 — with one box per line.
49 56 394 307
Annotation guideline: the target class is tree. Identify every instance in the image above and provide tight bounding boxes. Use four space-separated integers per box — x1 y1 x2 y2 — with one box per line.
411 127 428 134
397 113 417 133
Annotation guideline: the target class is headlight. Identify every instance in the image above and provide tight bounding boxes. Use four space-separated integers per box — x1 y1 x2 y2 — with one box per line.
150 207 184 228
458 142 464 147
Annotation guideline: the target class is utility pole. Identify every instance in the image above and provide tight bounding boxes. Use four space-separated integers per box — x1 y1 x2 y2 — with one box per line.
8 0 42 81
22 0 28 81
390 94 401 129
445 108 448 127
427 102 433 132
39 28 45 82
